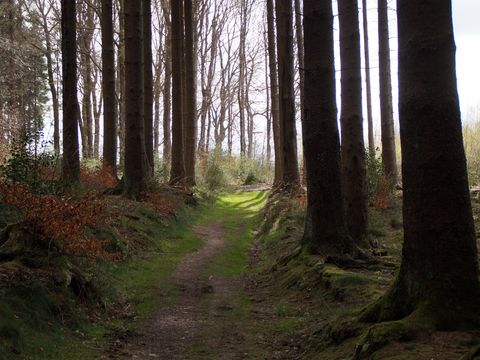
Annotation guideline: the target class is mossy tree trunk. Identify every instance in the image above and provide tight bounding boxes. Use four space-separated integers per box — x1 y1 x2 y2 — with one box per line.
302 0 352 256
362 0 480 330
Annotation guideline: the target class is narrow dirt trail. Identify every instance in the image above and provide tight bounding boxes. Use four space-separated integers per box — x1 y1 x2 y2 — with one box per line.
104 221 254 359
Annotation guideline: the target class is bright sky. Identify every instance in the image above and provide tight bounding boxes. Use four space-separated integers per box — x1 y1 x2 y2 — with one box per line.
330 0 480 146
453 0 480 118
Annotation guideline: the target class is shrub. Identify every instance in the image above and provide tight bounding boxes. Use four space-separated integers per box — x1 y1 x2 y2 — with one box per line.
366 150 384 197
0 134 57 195
204 161 227 191
80 162 117 192
0 181 119 260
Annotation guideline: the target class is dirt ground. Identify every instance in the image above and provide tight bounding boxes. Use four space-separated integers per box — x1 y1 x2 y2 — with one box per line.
102 222 259 359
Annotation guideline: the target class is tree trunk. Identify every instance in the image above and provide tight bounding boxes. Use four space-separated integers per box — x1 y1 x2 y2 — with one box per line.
338 0 368 245
238 0 247 157
362 0 375 155
362 0 480 330
275 0 300 191
123 0 148 198
378 0 397 182
266 0 281 186
302 0 351 256
118 0 126 170
184 0 197 187
102 0 117 175
161 1 172 165
143 0 154 173
61 0 80 183
169 0 186 184
40 13 60 157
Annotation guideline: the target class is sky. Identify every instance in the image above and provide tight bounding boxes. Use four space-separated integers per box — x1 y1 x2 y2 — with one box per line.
329 0 480 147
452 0 480 117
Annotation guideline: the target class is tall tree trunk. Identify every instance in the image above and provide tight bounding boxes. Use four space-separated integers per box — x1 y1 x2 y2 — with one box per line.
266 0 281 185
378 0 397 182
143 0 154 173
123 0 148 197
40 13 60 157
302 0 351 255
238 0 247 157
275 0 300 191
61 0 80 183
362 0 480 330
169 0 186 184
118 0 126 170
338 0 368 244
264 28 271 163
184 0 197 186
102 0 117 175
294 0 304 132
362 0 375 155
161 1 172 165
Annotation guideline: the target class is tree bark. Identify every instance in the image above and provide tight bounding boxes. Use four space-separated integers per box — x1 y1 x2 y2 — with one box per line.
362 0 375 155
143 0 154 173
61 0 80 183
123 0 148 197
275 0 300 192
302 0 351 255
169 0 186 184
39 8 60 157
184 0 197 187
338 0 368 245
102 0 117 175
161 0 172 165
378 0 397 182
362 0 480 330
266 0 281 186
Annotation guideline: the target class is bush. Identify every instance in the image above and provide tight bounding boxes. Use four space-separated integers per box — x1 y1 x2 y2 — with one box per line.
366 150 384 197
204 160 227 191
80 162 117 192
0 133 57 195
0 181 118 260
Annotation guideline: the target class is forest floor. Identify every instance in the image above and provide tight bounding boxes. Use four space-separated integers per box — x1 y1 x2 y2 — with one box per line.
102 190 276 359
2 189 480 359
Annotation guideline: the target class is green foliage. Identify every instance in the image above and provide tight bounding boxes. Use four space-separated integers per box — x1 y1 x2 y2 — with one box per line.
155 159 170 184
366 150 384 197
463 121 480 186
197 153 273 191
0 133 57 195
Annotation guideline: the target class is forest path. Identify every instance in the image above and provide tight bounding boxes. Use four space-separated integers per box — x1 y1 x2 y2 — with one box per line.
103 191 270 360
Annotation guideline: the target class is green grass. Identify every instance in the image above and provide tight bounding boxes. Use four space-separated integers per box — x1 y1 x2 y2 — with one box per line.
0 190 270 359
201 191 268 278
0 201 204 360
101 207 203 322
